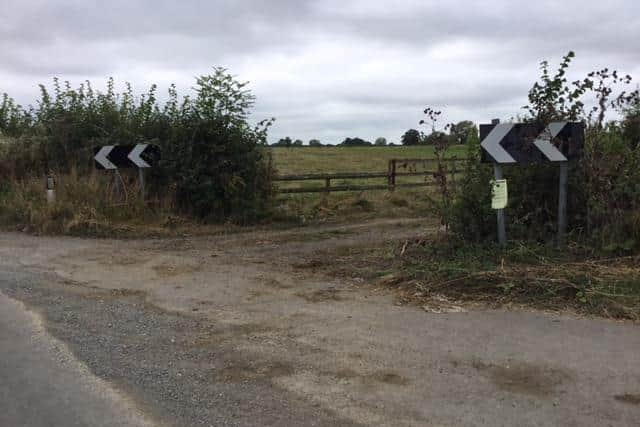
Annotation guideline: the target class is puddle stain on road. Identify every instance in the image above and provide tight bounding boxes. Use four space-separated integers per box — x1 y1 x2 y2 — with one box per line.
614 393 640 405
453 359 575 397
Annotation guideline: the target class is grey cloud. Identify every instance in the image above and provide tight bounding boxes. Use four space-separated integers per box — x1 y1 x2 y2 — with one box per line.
1 0 638 143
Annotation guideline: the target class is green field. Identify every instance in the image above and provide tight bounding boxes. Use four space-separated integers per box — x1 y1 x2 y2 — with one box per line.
270 145 467 175
269 145 468 223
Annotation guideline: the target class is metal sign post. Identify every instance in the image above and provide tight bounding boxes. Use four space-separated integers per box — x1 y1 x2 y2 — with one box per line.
493 164 507 246
557 162 569 248
138 168 145 197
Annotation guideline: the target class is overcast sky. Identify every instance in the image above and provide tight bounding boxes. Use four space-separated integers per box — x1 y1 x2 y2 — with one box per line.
1 0 638 144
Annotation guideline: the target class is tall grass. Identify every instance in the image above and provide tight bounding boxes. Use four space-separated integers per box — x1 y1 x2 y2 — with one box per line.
0 171 152 235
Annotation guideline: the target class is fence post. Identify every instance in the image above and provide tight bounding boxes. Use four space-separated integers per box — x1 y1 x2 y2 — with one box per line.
388 159 396 191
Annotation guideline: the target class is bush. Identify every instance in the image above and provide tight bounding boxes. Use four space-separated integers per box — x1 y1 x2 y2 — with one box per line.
0 68 275 225
339 137 371 146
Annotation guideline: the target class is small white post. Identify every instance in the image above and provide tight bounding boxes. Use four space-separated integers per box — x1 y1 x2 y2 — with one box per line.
46 175 55 205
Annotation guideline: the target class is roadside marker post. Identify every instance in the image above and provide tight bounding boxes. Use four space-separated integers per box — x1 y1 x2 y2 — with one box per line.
46 174 55 205
480 120 584 248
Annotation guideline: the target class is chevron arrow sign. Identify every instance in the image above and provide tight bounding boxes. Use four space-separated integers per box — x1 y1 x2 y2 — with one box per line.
480 122 584 164
94 144 160 170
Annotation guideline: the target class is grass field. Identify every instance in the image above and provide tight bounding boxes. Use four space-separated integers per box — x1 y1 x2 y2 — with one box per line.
270 145 467 175
269 145 468 224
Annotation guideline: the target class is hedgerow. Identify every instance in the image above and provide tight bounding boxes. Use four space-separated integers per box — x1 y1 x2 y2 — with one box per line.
0 68 275 225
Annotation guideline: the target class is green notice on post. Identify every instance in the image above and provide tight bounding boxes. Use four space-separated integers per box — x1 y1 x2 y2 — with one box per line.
492 179 508 210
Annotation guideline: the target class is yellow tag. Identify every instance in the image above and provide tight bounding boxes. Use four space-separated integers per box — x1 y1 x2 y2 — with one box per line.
492 179 508 210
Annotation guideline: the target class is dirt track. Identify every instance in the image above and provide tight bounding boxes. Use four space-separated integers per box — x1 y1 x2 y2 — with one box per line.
1 219 639 426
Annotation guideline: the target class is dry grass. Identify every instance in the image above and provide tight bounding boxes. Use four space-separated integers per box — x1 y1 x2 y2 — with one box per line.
0 172 140 235
0 171 270 237
298 236 640 320
398 240 640 320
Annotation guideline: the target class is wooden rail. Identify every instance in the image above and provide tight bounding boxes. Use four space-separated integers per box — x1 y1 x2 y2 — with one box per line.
275 158 463 194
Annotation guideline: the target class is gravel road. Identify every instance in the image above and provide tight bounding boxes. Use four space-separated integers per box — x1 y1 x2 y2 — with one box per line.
0 220 639 426
0 266 358 426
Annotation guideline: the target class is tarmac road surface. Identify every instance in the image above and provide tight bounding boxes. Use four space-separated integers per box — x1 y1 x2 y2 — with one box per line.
0 289 156 427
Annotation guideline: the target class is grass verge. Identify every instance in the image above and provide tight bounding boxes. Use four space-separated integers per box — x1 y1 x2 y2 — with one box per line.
0 173 241 238
298 235 640 320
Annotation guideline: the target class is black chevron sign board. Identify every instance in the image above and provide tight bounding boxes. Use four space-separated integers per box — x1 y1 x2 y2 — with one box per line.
94 144 160 170
479 122 584 164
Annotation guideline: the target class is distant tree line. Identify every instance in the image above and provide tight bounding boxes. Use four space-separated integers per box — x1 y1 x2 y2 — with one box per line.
401 120 477 146
271 120 477 147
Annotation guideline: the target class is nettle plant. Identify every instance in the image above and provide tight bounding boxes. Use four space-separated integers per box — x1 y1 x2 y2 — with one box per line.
419 107 460 230
522 52 640 249
524 51 638 127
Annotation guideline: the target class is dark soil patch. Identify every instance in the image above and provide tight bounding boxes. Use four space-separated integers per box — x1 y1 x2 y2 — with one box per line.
263 278 293 289
215 360 295 383
296 288 343 303
471 360 572 397
614 394 640 405
368 371 410 386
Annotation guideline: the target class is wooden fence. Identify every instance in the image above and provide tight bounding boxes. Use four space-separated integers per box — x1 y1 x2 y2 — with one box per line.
275 158 464 194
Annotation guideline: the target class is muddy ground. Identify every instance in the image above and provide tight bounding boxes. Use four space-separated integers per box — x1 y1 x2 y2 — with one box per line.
1 218 639 426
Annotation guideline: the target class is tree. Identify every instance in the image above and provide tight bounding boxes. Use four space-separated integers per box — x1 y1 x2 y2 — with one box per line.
449 120 477 144
163 67 275 221
374 137 387 146
339 137 372 146
423 131 448 146
293 139 304 147
272 137 292 147
401 129 421 145
309 139 322 146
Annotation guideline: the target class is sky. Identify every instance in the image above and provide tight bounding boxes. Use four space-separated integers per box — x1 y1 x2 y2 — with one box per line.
1 0 639 144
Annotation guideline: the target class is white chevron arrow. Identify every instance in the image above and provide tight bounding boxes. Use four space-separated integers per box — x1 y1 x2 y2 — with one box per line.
94 145 116 169
128 144 151 168
481 123 516 164
533 122 568 162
